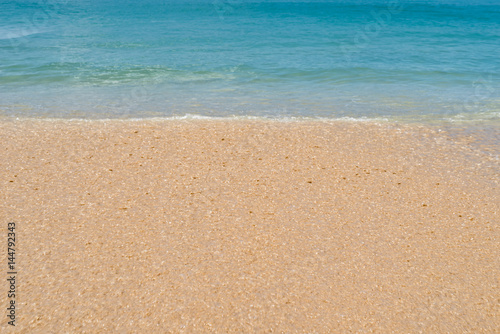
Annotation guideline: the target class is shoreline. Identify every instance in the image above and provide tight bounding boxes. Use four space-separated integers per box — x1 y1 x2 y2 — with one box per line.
2 113 500 124
1 119 498 332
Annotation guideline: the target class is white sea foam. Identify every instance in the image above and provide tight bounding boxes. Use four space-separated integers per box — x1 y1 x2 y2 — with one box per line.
0 27 49 40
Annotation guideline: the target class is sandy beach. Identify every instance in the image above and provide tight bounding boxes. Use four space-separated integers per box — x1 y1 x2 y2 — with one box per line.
0 119 498 332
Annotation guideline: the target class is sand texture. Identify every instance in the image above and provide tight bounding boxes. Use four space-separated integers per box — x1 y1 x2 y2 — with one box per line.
0 119 499 333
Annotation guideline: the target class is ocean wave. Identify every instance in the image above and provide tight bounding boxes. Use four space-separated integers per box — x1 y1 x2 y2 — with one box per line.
0 27 50 40
0 63 238 86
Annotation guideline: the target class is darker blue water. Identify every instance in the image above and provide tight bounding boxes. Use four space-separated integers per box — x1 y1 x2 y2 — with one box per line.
0 0 499 121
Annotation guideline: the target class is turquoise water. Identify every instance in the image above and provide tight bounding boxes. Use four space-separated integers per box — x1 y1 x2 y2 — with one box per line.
0 0 499 120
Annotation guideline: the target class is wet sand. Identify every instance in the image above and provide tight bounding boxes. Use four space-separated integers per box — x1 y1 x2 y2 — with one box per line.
1 119 499 332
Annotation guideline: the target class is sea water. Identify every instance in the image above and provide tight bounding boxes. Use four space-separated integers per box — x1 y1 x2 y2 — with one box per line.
0 0 499 121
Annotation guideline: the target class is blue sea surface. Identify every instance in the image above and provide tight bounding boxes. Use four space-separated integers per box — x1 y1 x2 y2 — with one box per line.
0 0 499 121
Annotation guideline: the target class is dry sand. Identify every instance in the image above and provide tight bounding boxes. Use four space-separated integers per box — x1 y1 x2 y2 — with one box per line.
0 119 499 333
